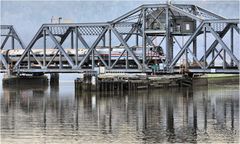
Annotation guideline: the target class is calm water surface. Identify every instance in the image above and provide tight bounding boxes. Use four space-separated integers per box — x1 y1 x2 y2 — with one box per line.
0 77 239 143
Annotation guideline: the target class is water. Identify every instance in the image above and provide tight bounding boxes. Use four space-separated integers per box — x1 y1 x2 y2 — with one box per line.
1 78 239 143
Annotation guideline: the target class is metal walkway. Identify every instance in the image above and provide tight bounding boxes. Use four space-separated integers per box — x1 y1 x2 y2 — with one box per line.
1 3 239 74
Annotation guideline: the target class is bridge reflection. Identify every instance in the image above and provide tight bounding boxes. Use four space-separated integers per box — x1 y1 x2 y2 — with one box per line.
1 83 239 143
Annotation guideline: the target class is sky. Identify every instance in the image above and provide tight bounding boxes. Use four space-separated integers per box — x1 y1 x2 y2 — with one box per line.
1 0 239 45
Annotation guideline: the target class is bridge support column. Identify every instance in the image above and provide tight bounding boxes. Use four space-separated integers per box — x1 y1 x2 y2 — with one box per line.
75 74 98 92
50 73 59 86
165 6 173 69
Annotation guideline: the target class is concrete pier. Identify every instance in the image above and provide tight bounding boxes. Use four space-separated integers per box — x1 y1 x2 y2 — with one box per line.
2 74 48 87
75 73 193 92
50 73 59 86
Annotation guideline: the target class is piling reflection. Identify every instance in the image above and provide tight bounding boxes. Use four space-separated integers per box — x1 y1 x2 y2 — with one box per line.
1 83 239 143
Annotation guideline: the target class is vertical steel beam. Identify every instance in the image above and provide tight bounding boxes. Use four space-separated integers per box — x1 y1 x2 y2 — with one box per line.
185 49 188 69
108 29 111 68
166 6 174 66
43 30 46 67
71 30 74 49
230 26 234 66
11 35 14 50
211 48 215 66
59 51 63 69
92 51 94 69
169 35 173 63
165 6 170 65
192 6 197 63
126 51 129 69
204 25 207 69
75 27 78 66
142 8 146 69
27 51 30 69
136 29 139 46
223 48 226 69
192 39 197 63
102 35 106 47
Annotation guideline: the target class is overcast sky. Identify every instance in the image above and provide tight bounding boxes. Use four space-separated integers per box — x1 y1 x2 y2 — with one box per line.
1 0 239 44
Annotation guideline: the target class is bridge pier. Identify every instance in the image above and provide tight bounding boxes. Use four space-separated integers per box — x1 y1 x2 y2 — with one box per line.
75 74 97 92
50 73 59 86
2 73 48 87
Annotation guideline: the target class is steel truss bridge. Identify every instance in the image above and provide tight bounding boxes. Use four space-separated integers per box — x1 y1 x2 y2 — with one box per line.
1 3 239 74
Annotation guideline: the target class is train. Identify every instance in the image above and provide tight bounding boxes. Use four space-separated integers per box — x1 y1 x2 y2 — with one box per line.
0 46 165 67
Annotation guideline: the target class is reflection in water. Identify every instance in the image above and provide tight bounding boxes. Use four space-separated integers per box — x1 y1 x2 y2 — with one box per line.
1 82 239 143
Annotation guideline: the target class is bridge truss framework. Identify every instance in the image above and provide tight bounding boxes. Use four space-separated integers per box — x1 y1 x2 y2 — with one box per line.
1 3 239 74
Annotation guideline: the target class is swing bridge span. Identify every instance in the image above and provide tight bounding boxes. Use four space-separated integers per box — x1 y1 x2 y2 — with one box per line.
1 3 239 75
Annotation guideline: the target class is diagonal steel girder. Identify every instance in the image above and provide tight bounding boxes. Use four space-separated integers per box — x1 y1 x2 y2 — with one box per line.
78 26 108 68
232 24 240 34
14 25 45 69
45 28 75 68
206 48 223 69
199 23 232 62
46 27 72 67
169 5 204 21
0 54 8 69
11 27 26 49
206 24 239 67
75 29 108 67
53 27 72 49
109 25 142 69
1 28 11 69
75 28 89 48
111 19 143 68
111 25 138 68
111 5 142 24
169 22 205 68
1 26 25 50
172 35 204 69
137 28 155 46
1 29 11 49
